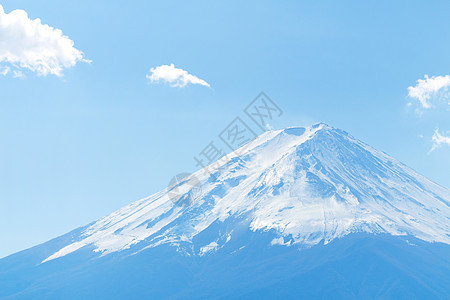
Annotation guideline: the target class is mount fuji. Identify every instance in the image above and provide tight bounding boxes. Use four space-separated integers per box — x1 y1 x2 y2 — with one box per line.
1 123 449 299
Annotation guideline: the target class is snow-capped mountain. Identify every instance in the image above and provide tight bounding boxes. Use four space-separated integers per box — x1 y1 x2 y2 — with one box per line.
1 123 449 299
42 123 450 263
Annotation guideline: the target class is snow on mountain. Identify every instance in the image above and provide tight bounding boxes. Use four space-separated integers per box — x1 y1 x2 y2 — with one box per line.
42 123 450 263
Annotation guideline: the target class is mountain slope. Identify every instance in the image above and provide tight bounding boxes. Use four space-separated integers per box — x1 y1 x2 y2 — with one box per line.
1 233 449 299
1 123 449 299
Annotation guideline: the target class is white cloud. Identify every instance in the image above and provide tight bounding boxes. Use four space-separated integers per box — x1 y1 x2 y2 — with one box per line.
0 65 9 76
430 128 450 152
0 4 89 77
146 64 210 88
407 75 450 109
13 70 24 78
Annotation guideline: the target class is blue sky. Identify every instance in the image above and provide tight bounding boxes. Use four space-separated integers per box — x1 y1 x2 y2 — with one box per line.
0 0 449 258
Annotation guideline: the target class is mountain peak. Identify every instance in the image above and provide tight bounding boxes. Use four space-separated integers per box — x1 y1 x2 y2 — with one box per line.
278 123 339 140
312 121 331 128
41 124 450 263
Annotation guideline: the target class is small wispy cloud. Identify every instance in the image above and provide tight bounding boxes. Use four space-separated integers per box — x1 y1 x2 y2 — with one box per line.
0 4 90 77
13 70 24 78
407 75 450 109
430 128 450 153
0 66 9 76
146 64 210 88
